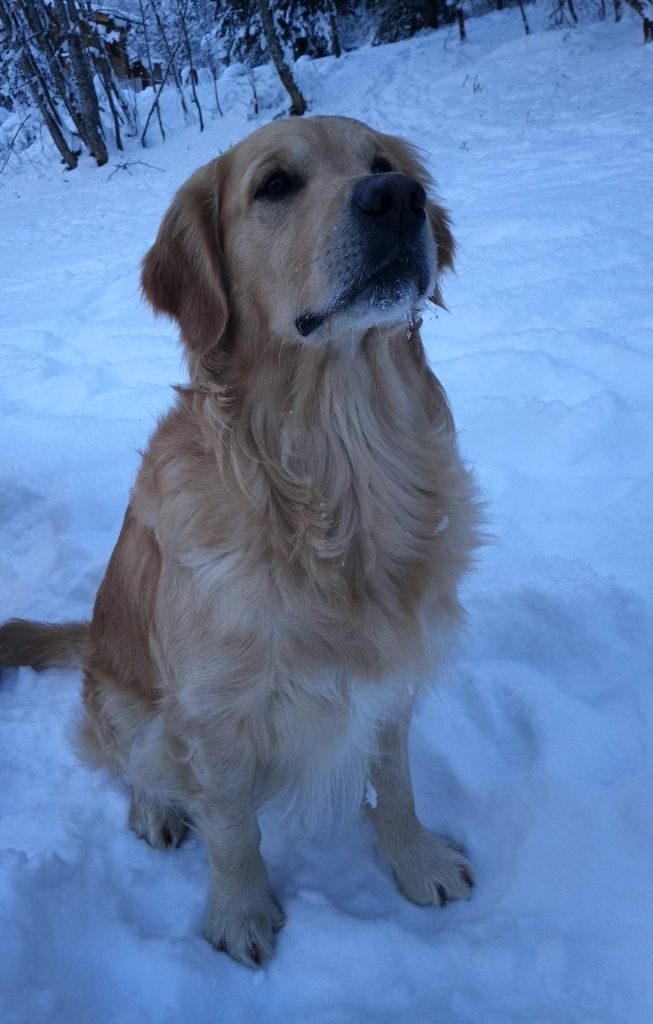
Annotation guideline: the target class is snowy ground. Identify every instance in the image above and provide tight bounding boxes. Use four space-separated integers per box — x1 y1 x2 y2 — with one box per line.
1 11 652 1024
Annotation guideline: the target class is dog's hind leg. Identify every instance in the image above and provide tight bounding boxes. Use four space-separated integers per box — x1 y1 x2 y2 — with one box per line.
129 789 188 850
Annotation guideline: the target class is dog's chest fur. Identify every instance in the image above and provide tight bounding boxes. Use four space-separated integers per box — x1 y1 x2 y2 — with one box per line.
131 336 479 801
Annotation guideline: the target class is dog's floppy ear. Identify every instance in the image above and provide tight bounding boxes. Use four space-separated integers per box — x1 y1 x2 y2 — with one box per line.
141 159 228 362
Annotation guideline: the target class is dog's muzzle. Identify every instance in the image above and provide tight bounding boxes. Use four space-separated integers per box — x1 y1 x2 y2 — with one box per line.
296 174 432 337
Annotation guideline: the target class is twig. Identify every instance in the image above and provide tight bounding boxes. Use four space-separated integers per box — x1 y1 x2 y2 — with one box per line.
107 158 164 178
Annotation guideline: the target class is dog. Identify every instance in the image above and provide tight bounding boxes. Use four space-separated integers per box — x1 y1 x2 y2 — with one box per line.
0 116 482 966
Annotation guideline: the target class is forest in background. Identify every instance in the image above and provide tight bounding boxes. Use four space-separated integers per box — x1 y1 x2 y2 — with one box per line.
1 0 651 172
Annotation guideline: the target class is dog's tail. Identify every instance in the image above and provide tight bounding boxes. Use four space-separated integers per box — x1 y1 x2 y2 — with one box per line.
0 619 89 672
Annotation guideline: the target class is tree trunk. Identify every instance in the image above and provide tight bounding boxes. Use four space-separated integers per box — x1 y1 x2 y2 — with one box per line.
89 35 133 152
96 61 124 150
329 12 342 57
176 0 204 131
518 0 531 34
620 0 653 39
456 2 467 41
54 0 108 165
424 0 440 29
202 34 224 116
17 0 88 141
255 0 307 116
86 6 133 149
139 0 166 141
32 87 80 169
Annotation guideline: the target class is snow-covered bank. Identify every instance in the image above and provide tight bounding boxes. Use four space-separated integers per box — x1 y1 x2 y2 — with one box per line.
1 13 652 1024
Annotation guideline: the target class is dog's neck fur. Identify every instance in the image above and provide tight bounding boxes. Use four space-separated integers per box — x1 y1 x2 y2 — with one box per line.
186 323 463 629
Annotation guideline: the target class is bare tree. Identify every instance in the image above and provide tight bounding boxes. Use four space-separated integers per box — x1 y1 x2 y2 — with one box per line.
176 0 204 131
146 0 190 116
0 0 136 168
255 0 307 115
0 0 80 168
53 0 108 165
141 44 184 146
551 0 579 25
138 0 166 141
329 9 342 56
3 0 650 179
90 31 132 152
518 0 531 34
455 0 467 41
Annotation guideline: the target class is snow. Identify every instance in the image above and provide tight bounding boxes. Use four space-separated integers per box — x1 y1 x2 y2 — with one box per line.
1 11 652 1024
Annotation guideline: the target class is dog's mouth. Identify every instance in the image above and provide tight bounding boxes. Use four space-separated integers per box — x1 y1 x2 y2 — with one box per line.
296 257 432 338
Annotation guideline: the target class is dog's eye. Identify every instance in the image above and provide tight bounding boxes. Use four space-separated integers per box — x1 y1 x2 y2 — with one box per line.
371 157 393 174
255 171 297 200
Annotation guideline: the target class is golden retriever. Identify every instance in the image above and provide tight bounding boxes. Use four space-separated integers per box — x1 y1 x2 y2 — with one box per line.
0 116 482 966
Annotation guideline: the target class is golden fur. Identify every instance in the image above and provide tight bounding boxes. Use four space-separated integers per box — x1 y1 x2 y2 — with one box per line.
0 116 482 966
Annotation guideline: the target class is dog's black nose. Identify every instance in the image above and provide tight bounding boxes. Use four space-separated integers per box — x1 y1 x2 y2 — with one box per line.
352 173 427 234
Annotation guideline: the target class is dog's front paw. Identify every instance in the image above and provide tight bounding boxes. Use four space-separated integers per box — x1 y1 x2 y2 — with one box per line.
203 889 286 967
390 829 473 908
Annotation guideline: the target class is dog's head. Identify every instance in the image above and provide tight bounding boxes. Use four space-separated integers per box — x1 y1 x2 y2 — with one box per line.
142 116 454 371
